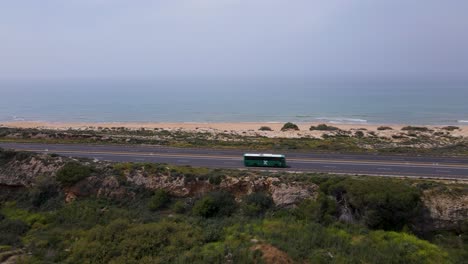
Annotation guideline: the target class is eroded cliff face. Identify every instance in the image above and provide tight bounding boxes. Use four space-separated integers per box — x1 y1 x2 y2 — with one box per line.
421 188 468 231
0 151 318 208
0 154 64 186
0 150 466 229
116 169 318 207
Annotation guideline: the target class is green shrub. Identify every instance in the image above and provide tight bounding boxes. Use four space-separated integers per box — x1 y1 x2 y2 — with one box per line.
401 126 430 132
294 194 338 224
0 219 29 246
148 189 170 211
0 149 17 165
193 191 236 218
259 126 273 131
257 219 449 264
377 126 393 130
29 176 61 208
56 162 93 186
326 178 422 230
242 192 274 216
208 174 223 185
355 131 365 138
310 124 339 131
66 219 203 264
441 126 459 131
281 122 299 131
172 201 186 214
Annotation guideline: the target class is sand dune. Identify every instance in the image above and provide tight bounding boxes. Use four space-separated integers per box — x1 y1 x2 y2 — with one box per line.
2 121 467 139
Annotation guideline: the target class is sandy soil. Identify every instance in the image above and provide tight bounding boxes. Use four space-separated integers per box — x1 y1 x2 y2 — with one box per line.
1 121 467 139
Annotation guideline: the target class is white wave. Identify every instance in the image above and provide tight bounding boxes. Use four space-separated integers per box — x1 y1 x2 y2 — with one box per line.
12 116 25 121
458 120 468 123
315 117 367 124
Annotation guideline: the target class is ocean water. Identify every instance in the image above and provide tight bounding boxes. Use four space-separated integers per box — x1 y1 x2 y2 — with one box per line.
0 79 467 125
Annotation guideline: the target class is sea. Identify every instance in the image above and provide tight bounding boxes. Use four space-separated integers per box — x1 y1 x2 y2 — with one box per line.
0 79 467 125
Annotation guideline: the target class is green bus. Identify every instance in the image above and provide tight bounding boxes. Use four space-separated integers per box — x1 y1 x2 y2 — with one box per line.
243 153 287 168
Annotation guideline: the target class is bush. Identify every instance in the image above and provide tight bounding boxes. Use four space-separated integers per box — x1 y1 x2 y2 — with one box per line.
326 178 422 230
0 219 29 246
208 174 223 185
377 126 393 131
294 194 338 224
29 176 61 208
355 131 365 138
193 191 236 218
281 122 299 131
441 126 459 131
172 200 186 214
56 162 93 186
66 219 203 264
257 219 449 264
0 149 17 165
148 189 170 211
259 126 273 131
242 192 274 216
309 124 339 131
401 126 430 132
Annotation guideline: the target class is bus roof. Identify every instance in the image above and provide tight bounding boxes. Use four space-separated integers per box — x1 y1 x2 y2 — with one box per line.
243 153 285 158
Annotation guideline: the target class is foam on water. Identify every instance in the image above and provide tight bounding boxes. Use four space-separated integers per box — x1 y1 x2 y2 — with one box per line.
458 120 468 123
315 117 368 124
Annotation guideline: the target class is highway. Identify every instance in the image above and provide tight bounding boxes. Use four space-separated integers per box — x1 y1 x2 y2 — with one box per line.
1 142 468 180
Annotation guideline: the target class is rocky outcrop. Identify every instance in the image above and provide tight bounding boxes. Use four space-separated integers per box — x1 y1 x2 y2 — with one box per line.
0 150 318 208
421 188 468 231
65 175 133 202
126 171 318 207
0 154 63 186
268 180 319 207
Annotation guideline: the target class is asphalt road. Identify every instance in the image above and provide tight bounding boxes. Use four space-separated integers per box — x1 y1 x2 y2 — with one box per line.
1 142 468 179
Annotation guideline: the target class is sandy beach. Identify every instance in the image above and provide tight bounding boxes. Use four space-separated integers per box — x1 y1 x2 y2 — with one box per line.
2 121 468 139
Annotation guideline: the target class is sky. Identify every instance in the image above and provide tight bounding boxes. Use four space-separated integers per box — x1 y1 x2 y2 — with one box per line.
0 0 467 81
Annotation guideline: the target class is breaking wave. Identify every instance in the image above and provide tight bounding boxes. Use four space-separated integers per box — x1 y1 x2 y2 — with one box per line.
315 117 368 124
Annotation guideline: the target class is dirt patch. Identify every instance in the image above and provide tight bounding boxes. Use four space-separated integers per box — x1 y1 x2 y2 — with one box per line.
251 243 294 264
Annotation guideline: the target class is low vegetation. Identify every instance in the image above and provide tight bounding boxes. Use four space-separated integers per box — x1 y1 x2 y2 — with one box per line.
309 124 340 131
401 126 432 132
1 126 468 156
0 149 466 263
148 189 171 211
258 126 273 131
281 122 299 131
56 162 94 186
377 126 393 130
442 126 460 131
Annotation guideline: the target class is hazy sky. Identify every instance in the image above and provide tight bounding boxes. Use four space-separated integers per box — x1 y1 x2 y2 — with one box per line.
1 0 467 80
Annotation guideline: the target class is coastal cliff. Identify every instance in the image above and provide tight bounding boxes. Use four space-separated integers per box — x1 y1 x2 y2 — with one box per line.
1 148 466 231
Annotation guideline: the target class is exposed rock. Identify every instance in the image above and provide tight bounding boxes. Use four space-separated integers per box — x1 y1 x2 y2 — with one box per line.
125 170 208 197
421 188 468 230
0 155 63 186
65 176 134 201
268 181 319 207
